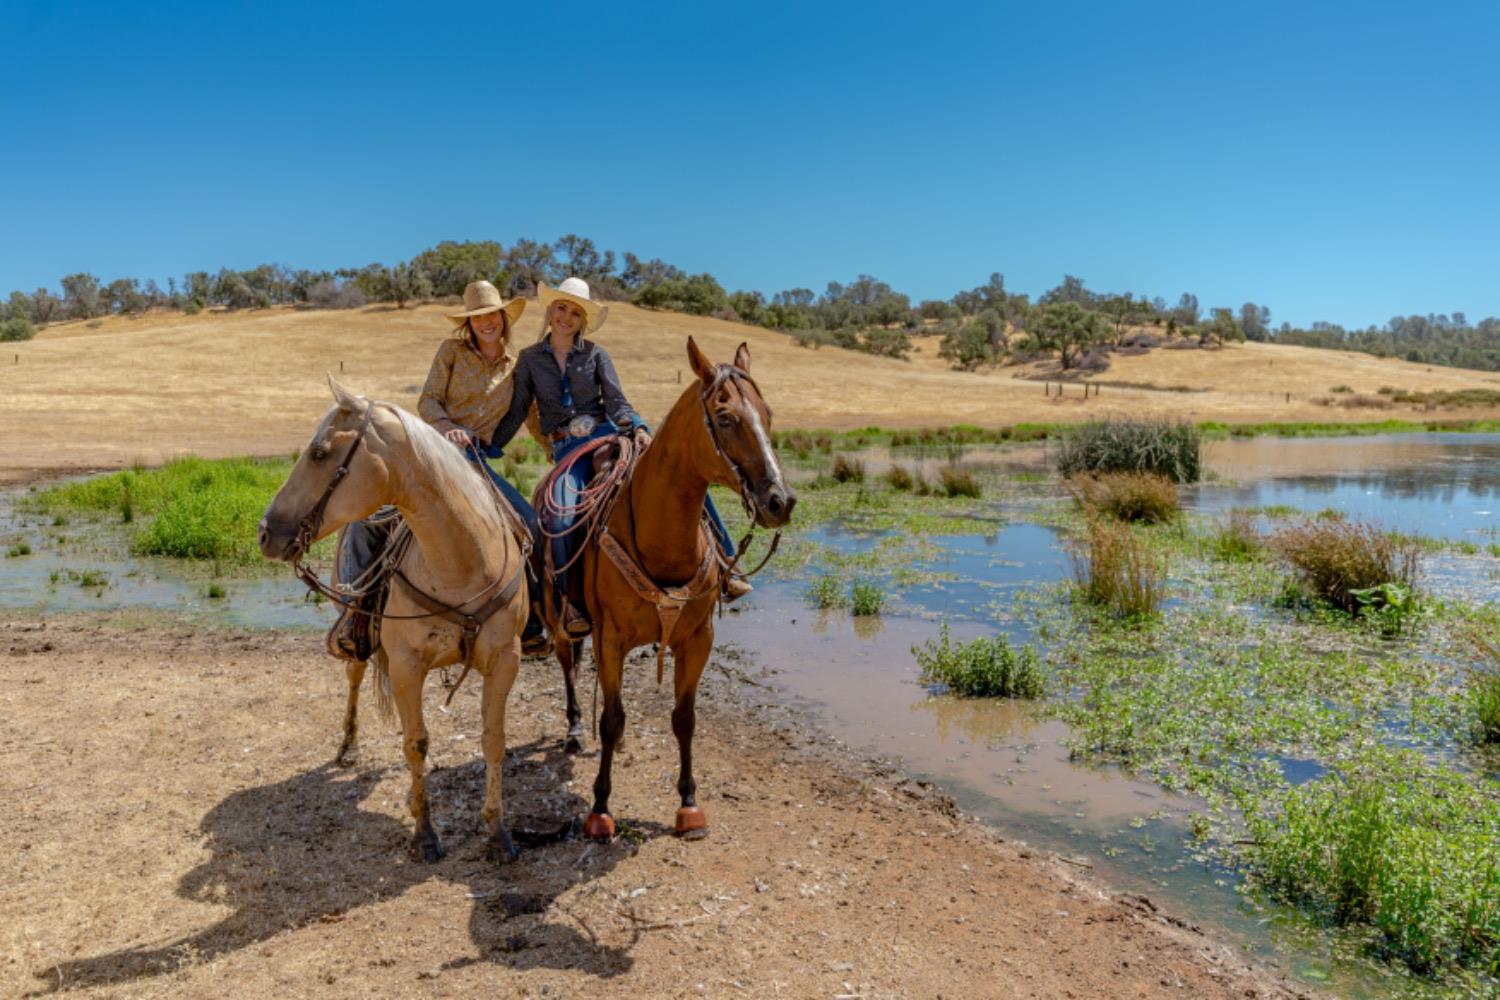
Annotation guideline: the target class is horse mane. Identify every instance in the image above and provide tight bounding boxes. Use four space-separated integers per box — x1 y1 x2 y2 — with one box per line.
382 404 506 534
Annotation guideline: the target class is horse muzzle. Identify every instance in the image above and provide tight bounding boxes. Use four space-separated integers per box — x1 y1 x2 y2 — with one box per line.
258 515 303 563
751 483 797 529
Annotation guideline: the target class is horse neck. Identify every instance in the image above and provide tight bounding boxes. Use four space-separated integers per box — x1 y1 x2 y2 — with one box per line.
627 389 715 580
383 429 509 594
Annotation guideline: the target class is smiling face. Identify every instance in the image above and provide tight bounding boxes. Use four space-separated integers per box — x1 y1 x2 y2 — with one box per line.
549 300 585 340
468 310 504 341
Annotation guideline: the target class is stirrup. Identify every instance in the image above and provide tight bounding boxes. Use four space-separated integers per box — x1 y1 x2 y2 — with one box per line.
723 577 753 603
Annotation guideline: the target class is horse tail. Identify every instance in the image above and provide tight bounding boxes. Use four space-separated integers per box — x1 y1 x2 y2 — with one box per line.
370 646 396 725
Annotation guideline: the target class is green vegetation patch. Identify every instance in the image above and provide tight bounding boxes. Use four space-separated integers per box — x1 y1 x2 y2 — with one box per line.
915 623 1043 698
1056 418 1202 483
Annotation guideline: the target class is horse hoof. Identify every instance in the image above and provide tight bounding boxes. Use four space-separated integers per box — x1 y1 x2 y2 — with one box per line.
485 829 521 865
411 835 445 863
675 806 708 839
582 812 615 842
334 745 357 768
563 732 584 755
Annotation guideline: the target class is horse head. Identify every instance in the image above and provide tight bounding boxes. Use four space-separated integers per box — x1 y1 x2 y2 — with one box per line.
258 375 394 562
686 337 796 529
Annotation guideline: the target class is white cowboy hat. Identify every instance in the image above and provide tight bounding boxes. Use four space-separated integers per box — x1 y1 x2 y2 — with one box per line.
445 279 527 329
538 277 609 336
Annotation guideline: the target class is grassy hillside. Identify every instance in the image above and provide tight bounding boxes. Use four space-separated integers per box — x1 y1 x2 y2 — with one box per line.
5 299 1500 479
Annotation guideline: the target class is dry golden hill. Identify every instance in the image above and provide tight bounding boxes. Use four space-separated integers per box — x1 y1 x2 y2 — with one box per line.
4 299 1500 478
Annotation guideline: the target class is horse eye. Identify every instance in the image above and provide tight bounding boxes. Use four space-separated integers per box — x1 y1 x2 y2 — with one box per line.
309 444 329 462
716 413 736 429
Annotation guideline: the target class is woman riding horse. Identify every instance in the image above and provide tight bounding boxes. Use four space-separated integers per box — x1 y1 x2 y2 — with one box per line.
419 279 548 652
486 276 748 638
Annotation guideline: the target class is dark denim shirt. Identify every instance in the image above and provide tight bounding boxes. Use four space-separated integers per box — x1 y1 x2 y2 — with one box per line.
488 336 642 453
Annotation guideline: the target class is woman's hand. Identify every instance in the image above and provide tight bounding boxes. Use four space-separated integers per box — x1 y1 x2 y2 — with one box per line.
444 427 475 449
633 426 653 449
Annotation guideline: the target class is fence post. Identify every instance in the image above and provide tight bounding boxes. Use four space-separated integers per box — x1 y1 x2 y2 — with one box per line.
677 370 681 384
340 360 344 373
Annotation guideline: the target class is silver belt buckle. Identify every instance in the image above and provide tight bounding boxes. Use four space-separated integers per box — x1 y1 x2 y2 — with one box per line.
568 414 598 439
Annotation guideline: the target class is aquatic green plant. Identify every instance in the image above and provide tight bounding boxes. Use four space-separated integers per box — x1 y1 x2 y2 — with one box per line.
1055 418 1201 484
1348 581 1422 636
850 580 885 616
914 623 1043 698
1209 510 1262 562
1245 748 1500 979
1071 518 1167 620
206 583 227 600
1067 472 1178 524
1465 631 1500 744
807 575 847 610
5 542 30 557
1272 518 1420 616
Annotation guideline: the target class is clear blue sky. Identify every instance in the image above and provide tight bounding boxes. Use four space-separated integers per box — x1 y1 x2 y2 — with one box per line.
3 0 1497 329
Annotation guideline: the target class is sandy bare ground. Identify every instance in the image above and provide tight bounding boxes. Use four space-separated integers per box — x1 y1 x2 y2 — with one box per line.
4 301 1500 480
0 615 1311 999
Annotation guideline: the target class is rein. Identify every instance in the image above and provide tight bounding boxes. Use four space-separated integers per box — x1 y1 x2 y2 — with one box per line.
698 364 782 580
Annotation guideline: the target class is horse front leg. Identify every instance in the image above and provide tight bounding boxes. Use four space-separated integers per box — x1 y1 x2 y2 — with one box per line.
670 623 714 839
583 633 626 841
480 634 521 864
390 652 443 861
560 638 585 754
335 658 366 766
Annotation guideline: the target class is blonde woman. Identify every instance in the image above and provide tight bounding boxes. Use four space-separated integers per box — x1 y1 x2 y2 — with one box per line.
419 279 548 652
487 277 744 638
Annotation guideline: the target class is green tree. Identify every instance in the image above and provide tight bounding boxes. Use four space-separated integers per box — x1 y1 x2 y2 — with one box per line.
1033 302 1107 369
412 240 503 297
60 273 102 319
1201 308 1244 346
939 321 994 370
728 290 765 324
1100 294 1147 345
0 315 35 341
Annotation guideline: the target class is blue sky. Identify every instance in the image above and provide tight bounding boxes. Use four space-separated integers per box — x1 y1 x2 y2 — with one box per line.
2 0 1496 329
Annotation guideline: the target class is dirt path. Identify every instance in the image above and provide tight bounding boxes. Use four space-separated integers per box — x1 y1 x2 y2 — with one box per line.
0 615 1311 999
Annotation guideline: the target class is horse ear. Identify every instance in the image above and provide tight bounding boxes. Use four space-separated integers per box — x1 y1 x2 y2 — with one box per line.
733 341 751 374
326 373 364 412
686 337 715 384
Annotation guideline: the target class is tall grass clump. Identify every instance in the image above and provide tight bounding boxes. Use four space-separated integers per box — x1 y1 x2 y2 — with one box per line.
1066 472 1178 523
1071 518 1168 619
914 623 1043 698
830 453 865 483
1465 632 1500 744
1056 418 1202 483
807 575 848 610
1271 518 1420 615
1246 748 1500 978
884 463 916 491
937 466 981 498
1211 510 1263 561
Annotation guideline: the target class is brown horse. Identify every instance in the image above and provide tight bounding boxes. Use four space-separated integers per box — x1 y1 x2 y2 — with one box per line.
258 377 529 864
545 337 795 841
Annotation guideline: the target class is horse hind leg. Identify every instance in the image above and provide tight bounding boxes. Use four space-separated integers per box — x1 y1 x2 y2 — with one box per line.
335 659 366 766
560 638 586 754
583 635 626 841
390 653 443 861
480 638 521 865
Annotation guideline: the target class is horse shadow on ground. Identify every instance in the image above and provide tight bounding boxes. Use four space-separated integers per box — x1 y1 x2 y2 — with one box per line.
30 736 675 995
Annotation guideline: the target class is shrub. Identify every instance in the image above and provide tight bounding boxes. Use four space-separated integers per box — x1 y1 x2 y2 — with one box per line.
1055 418 1201 483
1329 384 1353 393
830 453 865 483
0 316 35 341
1066 472 1177 523
850 580 885 616
1246 748 1500 978
1210 510 1262 561
1270 519 1420 615
1071 518 1167 619
914 623 1043 698
884 464 917 492
938 466 980 498
5 542 31 557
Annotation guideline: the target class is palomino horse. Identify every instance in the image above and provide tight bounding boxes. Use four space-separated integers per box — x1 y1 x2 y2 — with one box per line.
548 337 795 841
258 377 529 864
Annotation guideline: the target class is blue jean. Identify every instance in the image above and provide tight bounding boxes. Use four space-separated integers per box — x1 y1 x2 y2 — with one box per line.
546 423 735 594
465 444 539 539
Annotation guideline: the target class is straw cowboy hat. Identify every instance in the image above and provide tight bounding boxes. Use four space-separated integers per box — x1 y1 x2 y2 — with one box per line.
538 277 609 335
446 280 526 330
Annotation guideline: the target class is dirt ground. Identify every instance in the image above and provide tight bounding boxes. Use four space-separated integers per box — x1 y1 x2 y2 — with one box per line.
4 300 1499 480
0 615 1313 999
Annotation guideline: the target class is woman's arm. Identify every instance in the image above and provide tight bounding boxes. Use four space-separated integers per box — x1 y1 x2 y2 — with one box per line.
417 342 460 435
487 354 536 455
597 348 645 432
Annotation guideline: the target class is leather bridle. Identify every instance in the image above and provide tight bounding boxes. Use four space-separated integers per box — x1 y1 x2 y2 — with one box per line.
698 364 783 576
292 401 375 562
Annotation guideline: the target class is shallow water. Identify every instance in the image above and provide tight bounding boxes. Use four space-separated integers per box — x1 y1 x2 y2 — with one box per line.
8 432 1500 997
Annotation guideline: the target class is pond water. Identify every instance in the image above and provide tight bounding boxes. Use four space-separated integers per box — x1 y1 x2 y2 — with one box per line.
6 432 1500 997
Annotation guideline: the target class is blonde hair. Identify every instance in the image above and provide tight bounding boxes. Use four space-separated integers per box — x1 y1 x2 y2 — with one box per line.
538 299 587 344
462 310 510 351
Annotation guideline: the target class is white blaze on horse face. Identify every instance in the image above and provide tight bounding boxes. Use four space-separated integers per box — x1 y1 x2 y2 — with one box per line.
743 397 786 491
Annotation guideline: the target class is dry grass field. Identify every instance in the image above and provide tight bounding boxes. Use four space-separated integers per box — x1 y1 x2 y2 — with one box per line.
4 299 1500 481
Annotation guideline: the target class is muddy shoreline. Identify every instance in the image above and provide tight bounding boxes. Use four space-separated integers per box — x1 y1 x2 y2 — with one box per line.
0 612 1311 998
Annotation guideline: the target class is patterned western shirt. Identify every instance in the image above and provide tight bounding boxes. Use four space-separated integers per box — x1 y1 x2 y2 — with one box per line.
488 336 643 452
416 336 519 442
